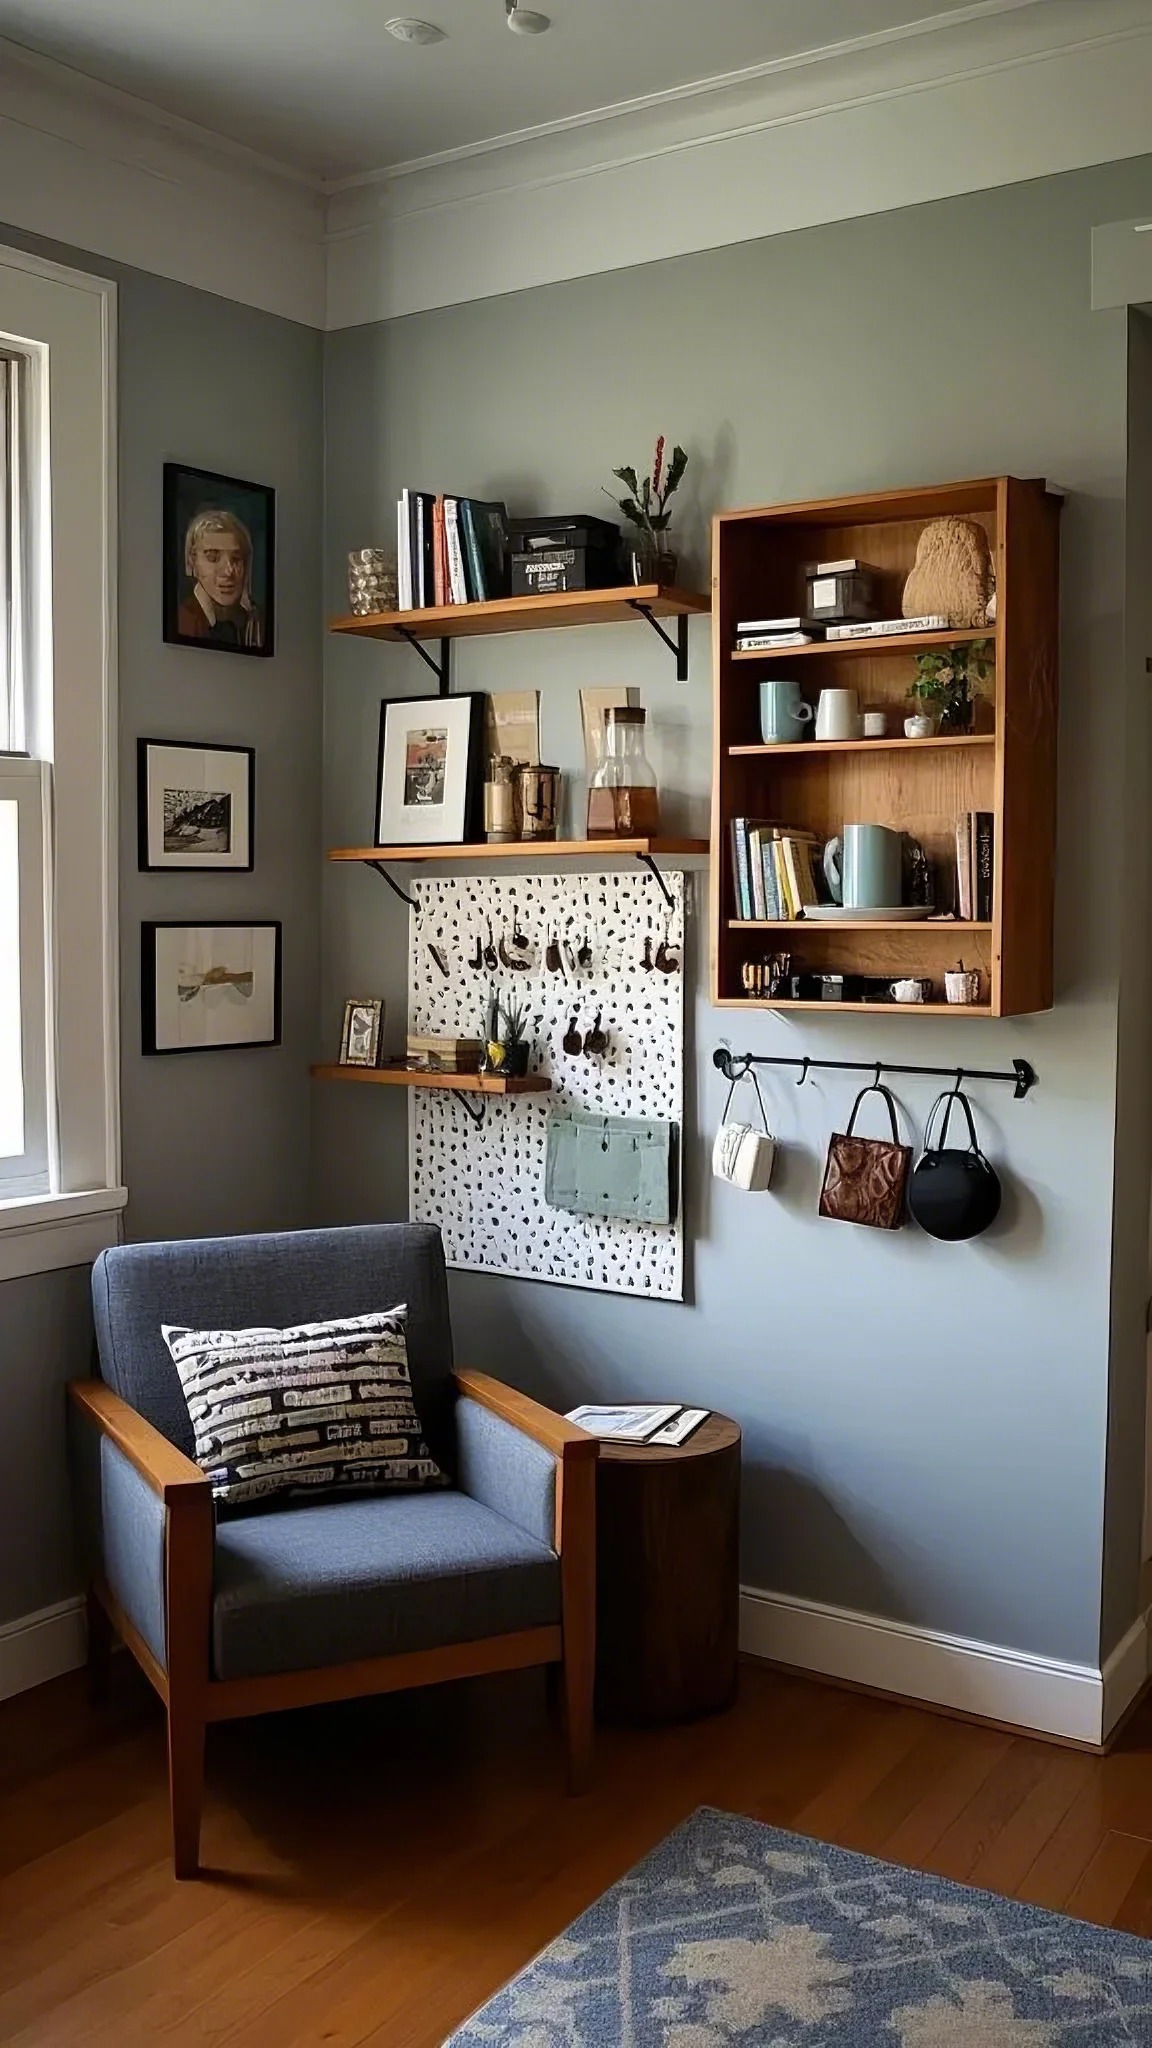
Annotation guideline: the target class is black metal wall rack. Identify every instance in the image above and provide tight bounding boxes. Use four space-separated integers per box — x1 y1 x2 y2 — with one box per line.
713 1048 1038 1100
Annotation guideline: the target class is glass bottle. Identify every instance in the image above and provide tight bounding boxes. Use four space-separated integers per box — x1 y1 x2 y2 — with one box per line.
586 706 660 839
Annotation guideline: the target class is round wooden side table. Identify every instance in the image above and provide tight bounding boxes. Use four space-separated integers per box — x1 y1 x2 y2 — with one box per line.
593 1413 741 1725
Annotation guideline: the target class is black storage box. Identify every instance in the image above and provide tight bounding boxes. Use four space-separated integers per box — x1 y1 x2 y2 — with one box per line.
509 515 621 596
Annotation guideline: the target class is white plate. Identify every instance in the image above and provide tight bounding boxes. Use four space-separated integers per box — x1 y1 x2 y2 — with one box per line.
804 904 932 922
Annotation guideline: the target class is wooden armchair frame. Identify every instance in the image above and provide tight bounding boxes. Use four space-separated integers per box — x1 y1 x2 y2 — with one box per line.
70 1371 598 1879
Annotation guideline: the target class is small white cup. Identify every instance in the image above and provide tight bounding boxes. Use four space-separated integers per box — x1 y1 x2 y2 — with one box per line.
945 969 982 1005
815 687 861 742
891 977 927 1003
904 713 937 740
863 710 888 738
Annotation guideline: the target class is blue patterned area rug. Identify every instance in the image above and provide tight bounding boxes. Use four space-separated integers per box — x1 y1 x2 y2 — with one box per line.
447 1807 1152 2045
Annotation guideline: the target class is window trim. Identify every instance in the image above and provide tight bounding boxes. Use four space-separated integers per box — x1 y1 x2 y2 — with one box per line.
0 758 50 1197
0 245 120 1270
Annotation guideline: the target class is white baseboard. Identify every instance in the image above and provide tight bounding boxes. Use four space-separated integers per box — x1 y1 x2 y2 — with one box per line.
738 1584 1144 1747
0 1596 86 1704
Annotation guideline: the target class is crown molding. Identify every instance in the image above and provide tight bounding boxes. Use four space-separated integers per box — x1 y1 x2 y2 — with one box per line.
326 0 1152 328
0 38 325 326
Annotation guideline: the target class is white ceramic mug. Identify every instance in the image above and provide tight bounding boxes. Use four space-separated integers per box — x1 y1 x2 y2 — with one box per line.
891 977 931 1003
815 687 861 742
945 968 982 1005
863 710 888 738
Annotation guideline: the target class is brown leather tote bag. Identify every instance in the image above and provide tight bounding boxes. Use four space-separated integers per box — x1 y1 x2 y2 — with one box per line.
819 1082 911 1230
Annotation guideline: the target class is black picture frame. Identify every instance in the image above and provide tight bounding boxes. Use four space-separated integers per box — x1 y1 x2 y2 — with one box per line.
374 691 486 847
141 921 282 1055
163 463 275 658
137 738 256 872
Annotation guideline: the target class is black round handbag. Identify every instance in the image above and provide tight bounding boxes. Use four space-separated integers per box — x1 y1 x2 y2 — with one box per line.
909 1087 1002 1241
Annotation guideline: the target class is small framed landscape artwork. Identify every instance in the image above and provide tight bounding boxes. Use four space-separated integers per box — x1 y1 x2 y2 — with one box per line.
375 692 485 846
138 740 255 871
163 463 274 657
142 922 282 1054
339 998 384 1068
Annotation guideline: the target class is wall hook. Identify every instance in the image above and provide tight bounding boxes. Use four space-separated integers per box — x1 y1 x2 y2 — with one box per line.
797 1057 811 1087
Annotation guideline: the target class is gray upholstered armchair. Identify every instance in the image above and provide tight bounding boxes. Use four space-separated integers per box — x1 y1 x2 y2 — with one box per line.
69 1223 597 1878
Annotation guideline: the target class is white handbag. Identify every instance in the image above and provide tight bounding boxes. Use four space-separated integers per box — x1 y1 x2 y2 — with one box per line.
712 1066 775 1191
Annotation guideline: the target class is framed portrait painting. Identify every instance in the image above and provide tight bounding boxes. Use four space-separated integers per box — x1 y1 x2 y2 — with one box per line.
138 739 255 871
375 692 485 846
163 463 275 657
142 922 282 1054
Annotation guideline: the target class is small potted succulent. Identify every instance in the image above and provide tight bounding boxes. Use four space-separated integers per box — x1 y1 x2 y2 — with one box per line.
606 435 688 586
498 995 532 1077
480 991 532 1076
908 639 991 736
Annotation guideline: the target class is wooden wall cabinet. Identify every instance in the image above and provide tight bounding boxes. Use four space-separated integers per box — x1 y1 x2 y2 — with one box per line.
710 477 1060 1017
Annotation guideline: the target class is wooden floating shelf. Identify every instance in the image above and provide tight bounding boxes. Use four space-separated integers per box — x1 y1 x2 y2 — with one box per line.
729 734 996 758
311 1063 551 1097
328 838 709 864
330 584 710 643
722 1000 993 1017
729 627 992 662
728 920 992 934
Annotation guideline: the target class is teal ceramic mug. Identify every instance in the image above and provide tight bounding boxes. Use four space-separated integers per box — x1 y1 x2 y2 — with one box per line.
823 823 904 908
759 679 814 745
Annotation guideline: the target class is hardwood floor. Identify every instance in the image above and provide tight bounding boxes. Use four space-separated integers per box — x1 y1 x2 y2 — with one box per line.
2 1656 1152 2044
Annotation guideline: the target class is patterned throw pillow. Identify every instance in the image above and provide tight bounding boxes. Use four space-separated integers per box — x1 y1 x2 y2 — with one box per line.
162 1306 447 1512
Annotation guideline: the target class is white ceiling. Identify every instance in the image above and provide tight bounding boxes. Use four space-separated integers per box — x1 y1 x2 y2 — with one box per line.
0 0 1038 183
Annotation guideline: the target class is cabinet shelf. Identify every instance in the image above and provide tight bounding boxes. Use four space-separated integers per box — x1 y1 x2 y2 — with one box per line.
712 475 1060 1017
729 627 991 662
729 734 995 759
720 998 993 1017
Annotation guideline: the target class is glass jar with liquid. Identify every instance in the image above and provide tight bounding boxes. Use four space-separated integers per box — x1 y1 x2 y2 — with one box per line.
586 706 660 839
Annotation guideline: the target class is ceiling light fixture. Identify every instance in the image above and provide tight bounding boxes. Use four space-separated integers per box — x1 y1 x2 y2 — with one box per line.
385 17 447 44
506 1 551 33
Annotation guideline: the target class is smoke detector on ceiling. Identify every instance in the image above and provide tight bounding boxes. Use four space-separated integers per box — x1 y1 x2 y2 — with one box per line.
506 1 551 32
385 18 447 43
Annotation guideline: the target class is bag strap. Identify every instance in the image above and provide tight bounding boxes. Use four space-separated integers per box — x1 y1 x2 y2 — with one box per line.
844 1082 900 1146
924 1085 981 1156
721 1065 770 1132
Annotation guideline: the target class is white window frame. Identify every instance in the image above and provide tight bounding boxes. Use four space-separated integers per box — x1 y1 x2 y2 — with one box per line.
0 246 124 1280
0 757 51 1198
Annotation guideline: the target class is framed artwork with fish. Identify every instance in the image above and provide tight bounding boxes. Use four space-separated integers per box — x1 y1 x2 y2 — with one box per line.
141 922 282 1053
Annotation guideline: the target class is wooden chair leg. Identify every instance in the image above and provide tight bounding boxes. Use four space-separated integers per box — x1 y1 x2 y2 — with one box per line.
167 1700 206 1880
557 1449 597 1796
563 1641 595 1794
85 1583 114 1704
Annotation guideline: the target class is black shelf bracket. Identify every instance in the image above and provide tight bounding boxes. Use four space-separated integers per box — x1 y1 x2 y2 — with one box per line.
713 1047 1038 1101
636 851 676 909
368 860 417 911
394 628 452 696
453 1091 488 1127
628 602 689 681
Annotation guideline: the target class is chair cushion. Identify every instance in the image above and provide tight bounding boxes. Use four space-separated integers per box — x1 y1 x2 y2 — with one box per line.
164 1307 447 1515
91 1225 456 1471
212 1491 560 1681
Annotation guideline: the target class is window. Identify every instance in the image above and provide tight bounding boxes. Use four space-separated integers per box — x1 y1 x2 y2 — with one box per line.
0 246 122 1275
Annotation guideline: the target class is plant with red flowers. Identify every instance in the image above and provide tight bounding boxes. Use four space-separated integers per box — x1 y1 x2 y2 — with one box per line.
606 435 688 539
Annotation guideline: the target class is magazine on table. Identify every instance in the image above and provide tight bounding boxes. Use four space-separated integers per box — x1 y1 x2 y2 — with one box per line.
566 1403 710 1445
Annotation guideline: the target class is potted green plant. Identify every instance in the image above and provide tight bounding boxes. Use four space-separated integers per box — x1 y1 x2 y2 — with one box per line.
499 995 532 1077
909 640 991 735
606 435 688 586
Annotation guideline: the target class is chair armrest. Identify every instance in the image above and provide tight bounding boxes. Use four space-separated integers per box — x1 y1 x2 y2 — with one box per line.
453 1370 598 1464
69 1379 209 1503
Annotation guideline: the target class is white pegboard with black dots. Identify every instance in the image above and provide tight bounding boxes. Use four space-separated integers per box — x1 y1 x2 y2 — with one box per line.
408 871 684 1298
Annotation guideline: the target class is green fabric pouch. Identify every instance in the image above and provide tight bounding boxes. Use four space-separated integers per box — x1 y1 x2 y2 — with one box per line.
544 1110 678 1225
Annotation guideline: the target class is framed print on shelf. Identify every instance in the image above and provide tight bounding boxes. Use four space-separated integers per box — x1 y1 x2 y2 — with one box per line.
137 739 255 871
142 922 282 1055
339 998 384 1068
163 463 275 658
375 692 485 847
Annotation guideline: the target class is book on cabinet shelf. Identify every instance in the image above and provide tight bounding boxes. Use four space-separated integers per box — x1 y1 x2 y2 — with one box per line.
730 818 820 922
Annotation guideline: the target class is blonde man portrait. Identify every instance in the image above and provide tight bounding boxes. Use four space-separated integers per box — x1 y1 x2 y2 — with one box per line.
165 464 274 657
179 508 264 650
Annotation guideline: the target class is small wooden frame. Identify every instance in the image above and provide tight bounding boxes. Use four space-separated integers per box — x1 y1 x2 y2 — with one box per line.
69 1371 598 1877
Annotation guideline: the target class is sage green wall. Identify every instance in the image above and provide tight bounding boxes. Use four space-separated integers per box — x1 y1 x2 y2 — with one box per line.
320 157 1152 1671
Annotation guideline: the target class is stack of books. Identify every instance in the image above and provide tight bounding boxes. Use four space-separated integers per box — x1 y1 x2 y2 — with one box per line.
735 617 824 651
824 613 949 642
405 1035 484 1074
955 814 994 921
730 818 822 921
396 493 509 609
